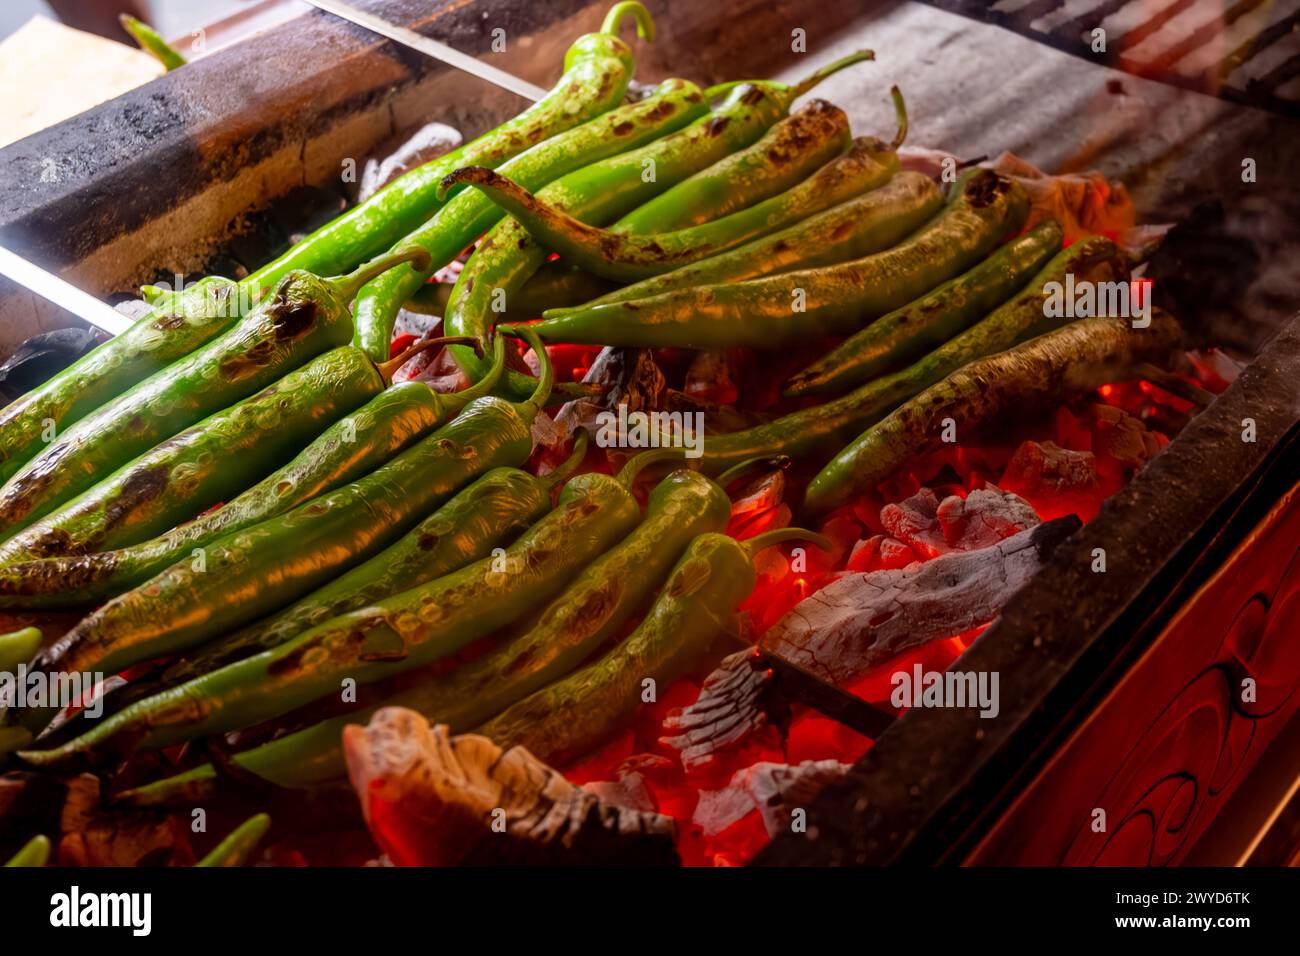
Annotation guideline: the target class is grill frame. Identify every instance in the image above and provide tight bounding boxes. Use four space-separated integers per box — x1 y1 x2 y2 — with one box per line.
926 0 1300 118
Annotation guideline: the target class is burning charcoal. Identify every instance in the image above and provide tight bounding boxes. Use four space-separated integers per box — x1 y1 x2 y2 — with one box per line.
1084 404 1163 470
935 486 1039 551
59 774 186 867
661 650 790 773
554 346 664 447
880 488 948 558
0 328 100 401
684 348 739 405
762 516 1082 685
846 534 917 572
357 122 463 203
694 760 851 839
581 756 674 814
1001 440 1106 520
343 708 678 866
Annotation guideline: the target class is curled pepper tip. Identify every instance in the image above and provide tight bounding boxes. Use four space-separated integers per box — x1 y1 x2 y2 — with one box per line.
889 85 908 149
601 2 656 42
742 528 833 557
789 48 875 99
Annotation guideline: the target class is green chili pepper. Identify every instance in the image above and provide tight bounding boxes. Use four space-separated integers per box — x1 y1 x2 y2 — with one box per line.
120 14 187 70
515 169 1028 350
785 219 1064 397
113 453 740 796
405 266 619 321
440 98 882 283
0 338 507 611
442 50 877 396
3 834 50 867
168 1 657 324
0 276 238 489
352 78 711 361
0 333 477 567
686 234 1130 476
133 432 592 695
24 436 646 764
478 528 829 766
0 627 41 674
0 249 430 543
0 4 645 494
22 332 552 708
804 312 1183 514
194 813 270 867
582 169 944 306
0 348 377 564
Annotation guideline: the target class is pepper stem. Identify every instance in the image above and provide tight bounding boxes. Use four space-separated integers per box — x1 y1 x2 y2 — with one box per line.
716 456 791 493
332 248 433 302
617 447 686 488
376 335 479 384
451 333 507 402
543 429 591 489
703 80 748 101
601 1 655 40
742 528 833 557
511 325 554 415
788 49 875 100
120 15 187 71
888 85 908 149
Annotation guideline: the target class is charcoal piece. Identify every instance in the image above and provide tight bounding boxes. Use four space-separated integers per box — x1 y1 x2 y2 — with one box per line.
0 328 100 401
762 515 1082 685
343 708 679 866
695 759 852 838
661 650 791 772
357 123 463 203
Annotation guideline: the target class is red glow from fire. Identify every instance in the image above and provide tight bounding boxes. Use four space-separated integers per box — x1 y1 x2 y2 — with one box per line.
562 367 1224 865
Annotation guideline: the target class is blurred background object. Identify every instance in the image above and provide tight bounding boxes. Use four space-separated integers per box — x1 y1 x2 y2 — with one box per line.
0 1 298 148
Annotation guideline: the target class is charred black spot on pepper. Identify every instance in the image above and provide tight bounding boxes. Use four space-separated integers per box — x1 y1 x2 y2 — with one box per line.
268 299 318 341
612 121 634 136
704 116 731 137
101 465 170 532
740 86 764 105
152 314 185 331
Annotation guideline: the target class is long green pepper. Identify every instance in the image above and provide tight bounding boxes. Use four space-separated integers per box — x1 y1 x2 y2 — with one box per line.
441 99 863 282
351 77 711 361
26 332 553 694
0 346 382 564
581 170 944 307
478 528 829 766
111 457 736 794
522 170 1029 350
142 432 592 690
0 249 429 543
0 2 650 492
685 234 1131 476
784 219 1064 396
0 338 509 609
442 50 877 394
24 450 645 764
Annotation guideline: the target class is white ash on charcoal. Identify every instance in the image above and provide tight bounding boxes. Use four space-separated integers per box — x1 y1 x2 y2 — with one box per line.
343 708 678 866
868 486 1040 563
661 650 789 772
554 346 664 435
580 754 678 814
355 122 463 204
693 759 851 839
762 514 1082 687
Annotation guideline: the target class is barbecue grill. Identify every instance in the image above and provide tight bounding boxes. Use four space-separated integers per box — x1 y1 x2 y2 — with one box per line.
0 0 1297 868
